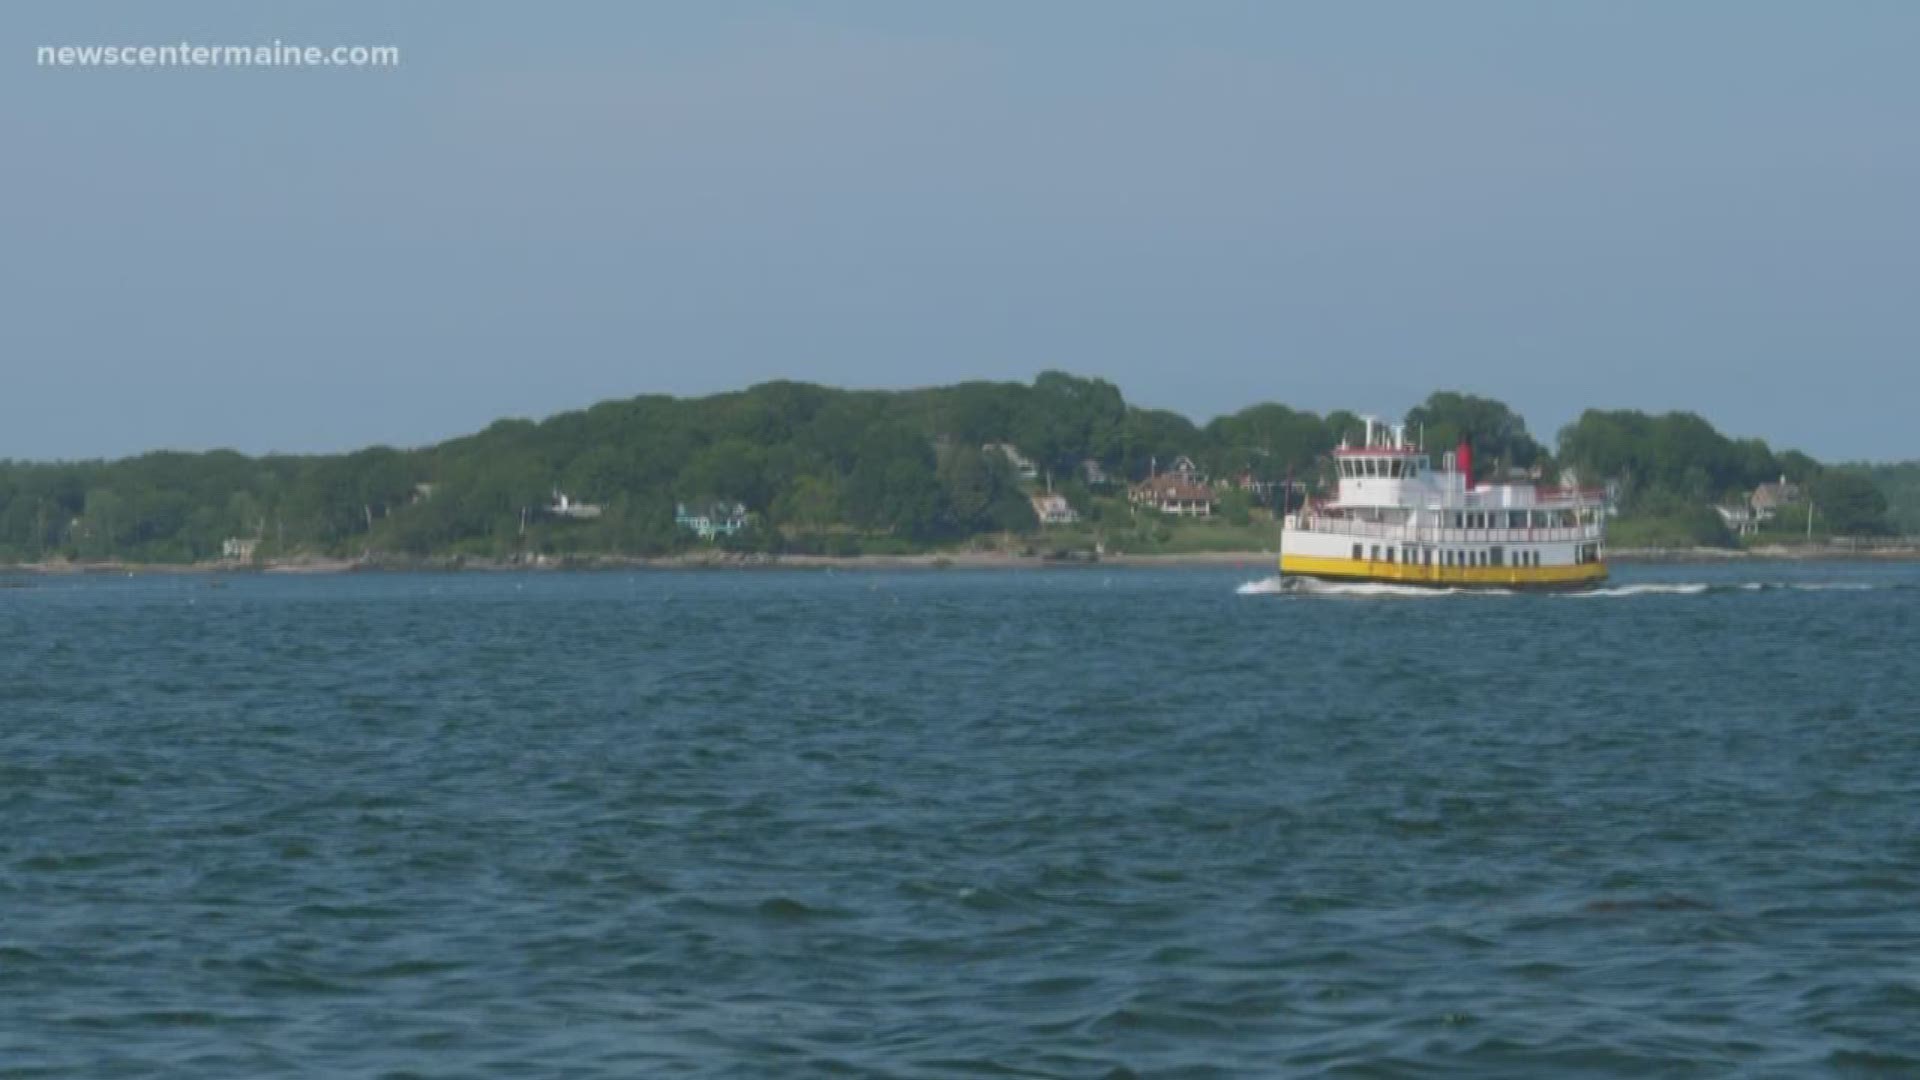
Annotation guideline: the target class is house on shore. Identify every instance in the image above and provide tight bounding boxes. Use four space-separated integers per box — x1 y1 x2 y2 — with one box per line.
676 500 750 540
1225 469 1276 503
1079 459 1111 487
547 491 603 520
1130 476 1216 517
1715 504 1763 537
221 537 259 562
1751 476 1802 515
1161 455 1204 483
984 443 1039 481
1029 492 1079 526
1719 475 1804 536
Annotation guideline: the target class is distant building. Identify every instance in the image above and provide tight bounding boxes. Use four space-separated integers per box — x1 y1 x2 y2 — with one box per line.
1130 476 1216 517
547 491 603 520
984 443 1039 481
1163 455 1204 483
1715 504 1762 537
1029 493 1079 526
1751 476 1802 514
1079 459 1110 486
412 482 438 504
221 537 259 562
676 500 749 540
1228 469 1276 501
1714 475 1803 536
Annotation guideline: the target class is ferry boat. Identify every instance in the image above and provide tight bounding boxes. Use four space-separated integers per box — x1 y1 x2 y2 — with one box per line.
1280 417 1607 590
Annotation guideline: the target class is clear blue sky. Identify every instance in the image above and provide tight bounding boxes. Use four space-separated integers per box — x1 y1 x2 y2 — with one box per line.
5 2 1916 461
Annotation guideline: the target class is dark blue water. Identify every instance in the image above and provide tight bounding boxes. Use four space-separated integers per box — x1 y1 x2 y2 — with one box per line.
4 563 1918 1077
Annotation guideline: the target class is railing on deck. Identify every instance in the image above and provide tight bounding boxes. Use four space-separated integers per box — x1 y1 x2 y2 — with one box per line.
1287 516 1605 545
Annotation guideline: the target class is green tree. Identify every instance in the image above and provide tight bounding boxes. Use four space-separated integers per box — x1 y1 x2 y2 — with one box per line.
1406 392 1543 477
1811 471 1890 536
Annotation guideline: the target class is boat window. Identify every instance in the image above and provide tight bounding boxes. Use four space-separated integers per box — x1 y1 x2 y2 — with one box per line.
1352 543 1363 560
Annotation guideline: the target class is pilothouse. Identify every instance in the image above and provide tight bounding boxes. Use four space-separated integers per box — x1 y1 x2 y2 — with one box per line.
1280 417 1608 589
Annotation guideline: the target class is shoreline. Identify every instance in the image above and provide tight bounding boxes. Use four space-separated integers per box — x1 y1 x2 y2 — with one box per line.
5 544 1920 576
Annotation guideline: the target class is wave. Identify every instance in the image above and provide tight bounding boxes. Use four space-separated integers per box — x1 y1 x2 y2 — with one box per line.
1569 581 1888 598
1242 577 1894 599
1236 576 1506 598
1562 583 1711 598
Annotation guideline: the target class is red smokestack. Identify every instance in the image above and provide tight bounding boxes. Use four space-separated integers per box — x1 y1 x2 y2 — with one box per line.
1456 439 1473 490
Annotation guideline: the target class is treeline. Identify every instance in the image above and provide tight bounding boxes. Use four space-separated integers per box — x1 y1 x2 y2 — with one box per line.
0 375 1903 563
1557 408 1891 543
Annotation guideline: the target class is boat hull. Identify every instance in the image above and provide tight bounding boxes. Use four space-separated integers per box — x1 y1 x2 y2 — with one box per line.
1279 553 1607 591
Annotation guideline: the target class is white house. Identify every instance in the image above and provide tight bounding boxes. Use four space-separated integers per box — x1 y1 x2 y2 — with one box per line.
984 443 1039 481
1715 504 1762 537
676 501 749 540
548 491 604 520
1029 493 1079 525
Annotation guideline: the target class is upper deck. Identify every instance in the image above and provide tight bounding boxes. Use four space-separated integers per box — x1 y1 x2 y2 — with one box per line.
1326 417 1605 514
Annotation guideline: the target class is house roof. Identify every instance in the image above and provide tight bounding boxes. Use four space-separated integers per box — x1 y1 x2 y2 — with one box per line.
1752 481 1800 509
1133 477 1215 503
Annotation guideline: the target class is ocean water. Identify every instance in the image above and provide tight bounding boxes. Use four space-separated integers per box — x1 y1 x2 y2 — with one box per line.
3 562 1918 1077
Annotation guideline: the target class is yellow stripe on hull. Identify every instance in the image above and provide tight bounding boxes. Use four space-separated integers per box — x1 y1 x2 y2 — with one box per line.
1279 553 1607 590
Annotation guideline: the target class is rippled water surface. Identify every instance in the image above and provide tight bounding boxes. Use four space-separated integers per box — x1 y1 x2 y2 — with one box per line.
4 563 1919 1077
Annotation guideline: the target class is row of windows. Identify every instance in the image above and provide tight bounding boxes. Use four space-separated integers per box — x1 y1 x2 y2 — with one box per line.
1339 457 1427 480
1351 543 1549 569
1449 510 1582 530
1576 543 1602 564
